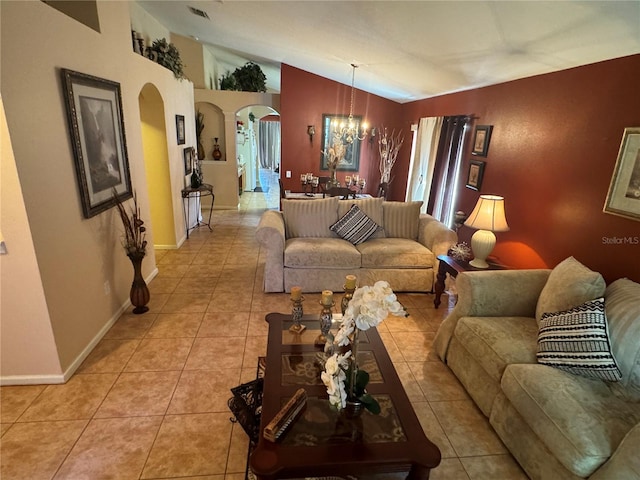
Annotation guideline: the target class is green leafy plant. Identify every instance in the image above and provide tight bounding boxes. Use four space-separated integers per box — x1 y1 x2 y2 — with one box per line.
219 62 267 92
219 71 238 90
147 38 185 80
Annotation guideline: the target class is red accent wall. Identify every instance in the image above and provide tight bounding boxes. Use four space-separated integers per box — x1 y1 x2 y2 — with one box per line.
401 54 640 283
280 65 404 198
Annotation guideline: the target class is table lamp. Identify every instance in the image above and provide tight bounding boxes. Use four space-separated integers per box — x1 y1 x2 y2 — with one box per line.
463 195 509 268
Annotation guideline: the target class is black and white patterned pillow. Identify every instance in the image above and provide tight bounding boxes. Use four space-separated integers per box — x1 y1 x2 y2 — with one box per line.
330 204 380 245
537 297 622 381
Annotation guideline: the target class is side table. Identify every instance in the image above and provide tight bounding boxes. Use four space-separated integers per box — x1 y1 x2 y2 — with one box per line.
434 254 507 308
181 183 214 239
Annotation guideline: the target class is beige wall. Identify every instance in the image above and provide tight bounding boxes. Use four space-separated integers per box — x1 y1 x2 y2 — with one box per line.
0 0 194 382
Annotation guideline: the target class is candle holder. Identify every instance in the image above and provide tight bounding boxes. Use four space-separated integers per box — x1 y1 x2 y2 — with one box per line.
341 285 355 315
316 301 335 346
290 296 306 333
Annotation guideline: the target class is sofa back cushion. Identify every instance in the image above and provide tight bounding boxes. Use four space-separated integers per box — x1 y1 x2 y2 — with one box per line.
382 201 423 239
282 197 339 238
535 256 606 324
605 278 640 399
338 197 385 239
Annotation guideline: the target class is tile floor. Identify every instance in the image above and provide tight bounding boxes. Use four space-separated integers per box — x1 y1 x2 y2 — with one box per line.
0 176 528 479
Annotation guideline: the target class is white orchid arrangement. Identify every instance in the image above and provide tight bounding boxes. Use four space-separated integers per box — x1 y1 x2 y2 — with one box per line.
321 281 405 413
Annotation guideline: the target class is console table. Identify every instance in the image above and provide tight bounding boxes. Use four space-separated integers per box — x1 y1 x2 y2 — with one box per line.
434 254 507 308
181 183 214 239
250 313 441 480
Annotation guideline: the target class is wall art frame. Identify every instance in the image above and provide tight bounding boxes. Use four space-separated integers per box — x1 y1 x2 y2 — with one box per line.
60 68 132 218
176 114 186 145
603 127 640 222
183 147 194 175
320 114 362 172
466 159 486 191
472 125 493 157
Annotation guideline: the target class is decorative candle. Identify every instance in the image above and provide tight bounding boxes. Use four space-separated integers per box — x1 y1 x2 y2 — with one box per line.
345 275 357 290
291 286 302 301
321 290 333 306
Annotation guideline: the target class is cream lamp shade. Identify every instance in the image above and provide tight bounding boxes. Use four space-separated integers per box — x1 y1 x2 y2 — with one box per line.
464 195 509 268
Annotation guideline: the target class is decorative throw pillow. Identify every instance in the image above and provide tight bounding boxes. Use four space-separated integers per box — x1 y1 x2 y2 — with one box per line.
535 256 606 324
330 204 380 245
537 297 622 382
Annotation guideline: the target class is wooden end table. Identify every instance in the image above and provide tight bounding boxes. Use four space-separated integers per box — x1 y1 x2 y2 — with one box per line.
250 313 441 480
434 255 507 308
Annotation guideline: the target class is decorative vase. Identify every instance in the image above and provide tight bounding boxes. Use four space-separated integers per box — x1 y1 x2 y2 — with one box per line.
190 169 202 188
197 141 205 160
212 137 223 161
128 252 149 314
344 397 364 418
328 165 340 188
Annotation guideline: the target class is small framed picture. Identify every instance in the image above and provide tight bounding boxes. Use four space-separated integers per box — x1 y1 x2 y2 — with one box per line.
176 114 185 145
603 127 640 221
472 125 493 157
466 160 486 191
183 147 194 175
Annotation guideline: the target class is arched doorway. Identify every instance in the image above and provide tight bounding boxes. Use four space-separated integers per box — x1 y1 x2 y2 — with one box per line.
138 84 176 248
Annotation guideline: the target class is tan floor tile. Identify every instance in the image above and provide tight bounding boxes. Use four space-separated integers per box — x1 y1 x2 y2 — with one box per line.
408 361 469 402
104 313 155 339
95 371 180 417
161 293 212 313
392 362 426 402
430 458 471 480
379 332 404 363
250 292 291 313
154 249 169 262
125 338 193 372
175 275 219 294
193 252 229 265
146 313 204 338
77 338 140 373
243 336 268 368
168 368 242 414
225 252 259 266
226 423 250 473
207 291 254 312
19 374 117 421
158 251 197 265
221 264 258 279
156 263 190 277
141 413 232 478
55 416 162 480
0 420 87 480
185 337 246 370
149 276 181 294
0 423 11 437
146 293 170 313
225 473 246 480
199 312 250 337
430 399 507 457
390 331 436 362
0 385 46 423
247 311 270 336
411 401 457 458
185 264 225 278
460 454 528 480
384 311 432 332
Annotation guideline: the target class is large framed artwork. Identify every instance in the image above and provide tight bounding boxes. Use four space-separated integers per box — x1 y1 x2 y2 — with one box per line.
603 127 640 222
320 114 362 171
61 68 132 218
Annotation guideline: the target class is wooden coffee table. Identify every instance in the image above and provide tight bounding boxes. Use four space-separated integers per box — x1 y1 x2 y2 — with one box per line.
250 313 441 480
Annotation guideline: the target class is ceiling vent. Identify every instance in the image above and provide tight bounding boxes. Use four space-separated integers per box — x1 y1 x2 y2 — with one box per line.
188 6 210 20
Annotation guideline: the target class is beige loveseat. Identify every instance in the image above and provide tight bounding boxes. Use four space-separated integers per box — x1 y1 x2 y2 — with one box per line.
433 257 640 479
256 197 456 293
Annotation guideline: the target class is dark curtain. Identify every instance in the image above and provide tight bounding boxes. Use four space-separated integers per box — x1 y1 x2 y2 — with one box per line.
427 115 471 228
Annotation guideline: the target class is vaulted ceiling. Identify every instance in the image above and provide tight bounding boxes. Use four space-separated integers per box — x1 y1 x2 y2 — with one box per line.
138 0 640 103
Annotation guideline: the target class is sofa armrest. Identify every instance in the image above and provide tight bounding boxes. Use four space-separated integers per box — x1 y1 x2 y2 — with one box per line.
418 214 457 256
255 210 286 292
433 269 551 360
590 422 640 480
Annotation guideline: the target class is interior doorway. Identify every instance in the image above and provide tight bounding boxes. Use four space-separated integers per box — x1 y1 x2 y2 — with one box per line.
138 83 176 248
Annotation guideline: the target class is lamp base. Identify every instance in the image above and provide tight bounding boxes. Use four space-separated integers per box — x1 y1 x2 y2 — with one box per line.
469 229 496 269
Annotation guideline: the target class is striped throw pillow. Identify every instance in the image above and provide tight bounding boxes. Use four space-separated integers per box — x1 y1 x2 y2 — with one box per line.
537 297 622 382
330 204 380 245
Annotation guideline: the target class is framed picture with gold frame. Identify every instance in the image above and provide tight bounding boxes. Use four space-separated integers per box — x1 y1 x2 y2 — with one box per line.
603 127 640 221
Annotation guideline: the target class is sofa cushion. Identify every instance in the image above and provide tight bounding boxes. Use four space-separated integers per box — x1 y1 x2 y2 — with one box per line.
330 204 380 245
605 278 640 400
501 363 640 477
453 316 539 382
284 238 361 269
356 238 434 268
282 197 339 238
382 201 423 239
537 298 622 382
535 256 606 324
338 197 385 239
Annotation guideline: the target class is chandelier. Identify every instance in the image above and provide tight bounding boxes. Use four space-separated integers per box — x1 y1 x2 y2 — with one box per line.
330 64 368 144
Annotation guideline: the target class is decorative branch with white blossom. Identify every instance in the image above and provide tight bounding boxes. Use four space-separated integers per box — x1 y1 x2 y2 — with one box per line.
378 127 404 184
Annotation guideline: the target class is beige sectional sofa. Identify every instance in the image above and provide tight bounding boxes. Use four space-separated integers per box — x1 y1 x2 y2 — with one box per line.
255 197 457 293
433 257 640 479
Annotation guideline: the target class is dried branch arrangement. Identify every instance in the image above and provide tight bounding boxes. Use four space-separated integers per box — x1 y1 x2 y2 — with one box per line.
378 127 404 184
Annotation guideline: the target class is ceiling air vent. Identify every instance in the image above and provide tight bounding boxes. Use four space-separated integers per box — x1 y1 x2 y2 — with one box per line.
188 6 210 20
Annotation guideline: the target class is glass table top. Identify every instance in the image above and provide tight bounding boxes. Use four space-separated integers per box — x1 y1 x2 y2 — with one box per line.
281 351 383 386
281 316 370 346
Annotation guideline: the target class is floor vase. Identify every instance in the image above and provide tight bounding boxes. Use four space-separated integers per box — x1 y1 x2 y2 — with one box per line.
128 252 150 314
